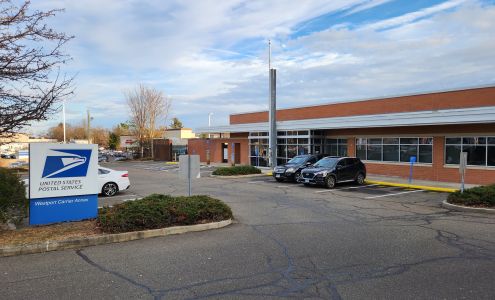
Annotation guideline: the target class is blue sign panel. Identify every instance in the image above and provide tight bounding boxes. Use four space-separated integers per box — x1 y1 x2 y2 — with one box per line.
29 194 98 225
410 156 417 164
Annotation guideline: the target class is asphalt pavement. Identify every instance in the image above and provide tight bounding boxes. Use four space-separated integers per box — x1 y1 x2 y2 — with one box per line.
1 160 494 299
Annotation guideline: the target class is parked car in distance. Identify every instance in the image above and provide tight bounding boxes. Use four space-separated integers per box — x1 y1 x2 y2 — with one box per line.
273 154 323 182
1 153 14 159
21 166 130 197
9 161 28 168
299 156 366 189
98 166 130 196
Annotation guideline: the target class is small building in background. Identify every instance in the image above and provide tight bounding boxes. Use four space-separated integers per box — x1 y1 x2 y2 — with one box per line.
119 135 139 150
69 139 90 144
162 128 196 160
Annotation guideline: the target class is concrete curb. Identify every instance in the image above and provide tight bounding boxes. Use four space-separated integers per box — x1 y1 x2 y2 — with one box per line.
442 200 495 214
210 173 267 179
365 180 458 193
0 219 233 257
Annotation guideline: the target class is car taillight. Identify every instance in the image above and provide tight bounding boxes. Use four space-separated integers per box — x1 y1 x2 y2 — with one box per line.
121 173 129 177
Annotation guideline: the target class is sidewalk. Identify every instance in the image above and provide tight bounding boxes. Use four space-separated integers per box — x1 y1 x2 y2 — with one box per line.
366 174 477 192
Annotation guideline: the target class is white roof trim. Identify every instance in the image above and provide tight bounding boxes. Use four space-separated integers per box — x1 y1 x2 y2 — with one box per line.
197 106 495 133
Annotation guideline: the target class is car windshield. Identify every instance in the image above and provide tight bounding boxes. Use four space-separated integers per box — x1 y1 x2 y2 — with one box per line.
313 157 339 168
287 156 307 164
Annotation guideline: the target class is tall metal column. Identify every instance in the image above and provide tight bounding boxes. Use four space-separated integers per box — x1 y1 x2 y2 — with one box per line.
268 68 277 168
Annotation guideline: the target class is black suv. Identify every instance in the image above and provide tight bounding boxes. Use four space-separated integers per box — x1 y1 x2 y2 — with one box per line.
273 154 323 182
299 156 366 188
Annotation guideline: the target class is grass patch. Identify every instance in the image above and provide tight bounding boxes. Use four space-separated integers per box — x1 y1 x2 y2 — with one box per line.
447 184 495 208
212 165 261 176
97 194 233 233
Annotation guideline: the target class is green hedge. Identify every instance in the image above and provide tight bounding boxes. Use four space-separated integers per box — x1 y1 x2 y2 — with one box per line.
0 168 28 225
212 165 261 176
97 194 233 233
447 185 495 207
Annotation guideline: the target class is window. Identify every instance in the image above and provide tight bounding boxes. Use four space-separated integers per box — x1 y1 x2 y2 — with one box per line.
275 130 313 164
445 136 495 167
98 169 110 175
356 137 433 163
356 138 367 160
325 138 348 156
249 132 268 167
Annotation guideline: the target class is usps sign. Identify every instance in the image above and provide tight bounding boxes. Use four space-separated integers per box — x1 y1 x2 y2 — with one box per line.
29 143 99 225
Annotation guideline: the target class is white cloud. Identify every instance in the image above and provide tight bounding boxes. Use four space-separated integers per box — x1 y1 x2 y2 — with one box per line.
344 0 394 15
364 0 467 30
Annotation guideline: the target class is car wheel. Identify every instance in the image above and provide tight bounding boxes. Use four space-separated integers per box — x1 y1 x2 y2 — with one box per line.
294 171 301 182
275 178 284 182
102 182 118 197
325 175 336 189
355 173 365 185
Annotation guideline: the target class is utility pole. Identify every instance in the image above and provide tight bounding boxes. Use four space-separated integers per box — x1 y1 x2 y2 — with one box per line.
86 110 92 144
268 40 277 168
62 100 66 143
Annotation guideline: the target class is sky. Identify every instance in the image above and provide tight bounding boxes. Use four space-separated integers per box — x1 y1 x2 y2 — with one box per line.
26 0 495 134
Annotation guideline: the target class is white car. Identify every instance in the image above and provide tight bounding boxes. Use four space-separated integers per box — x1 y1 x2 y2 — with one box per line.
22 166 130 197
98 166 130 197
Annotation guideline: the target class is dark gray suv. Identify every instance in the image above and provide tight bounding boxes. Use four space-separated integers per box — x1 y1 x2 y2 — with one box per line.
273 154 323 182
299 156 366 189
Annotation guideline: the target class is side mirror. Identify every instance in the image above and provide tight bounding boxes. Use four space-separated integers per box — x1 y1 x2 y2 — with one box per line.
305 162 312 166
336 165 343 170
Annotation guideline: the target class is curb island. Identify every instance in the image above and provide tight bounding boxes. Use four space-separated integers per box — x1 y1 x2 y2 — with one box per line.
0 219 233 257
441 200 495 214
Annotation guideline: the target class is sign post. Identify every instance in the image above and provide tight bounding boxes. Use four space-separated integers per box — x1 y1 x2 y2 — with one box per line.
179 155 200 196
409 156 416 184
28 143 98 225
459 152 467 193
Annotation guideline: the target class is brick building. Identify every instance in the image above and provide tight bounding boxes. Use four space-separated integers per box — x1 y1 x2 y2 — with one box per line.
191 86 495 185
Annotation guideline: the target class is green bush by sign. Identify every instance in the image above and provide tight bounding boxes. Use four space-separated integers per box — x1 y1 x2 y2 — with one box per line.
97 194 233 233
0 168 28 226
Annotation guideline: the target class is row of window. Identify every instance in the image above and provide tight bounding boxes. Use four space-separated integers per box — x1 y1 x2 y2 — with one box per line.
445 136 495 166
249 134 495 167
356 137 433 163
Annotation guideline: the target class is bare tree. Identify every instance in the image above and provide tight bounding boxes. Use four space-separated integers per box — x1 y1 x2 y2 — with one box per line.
0 0 74 137
147 88 171 159
126 85 170 158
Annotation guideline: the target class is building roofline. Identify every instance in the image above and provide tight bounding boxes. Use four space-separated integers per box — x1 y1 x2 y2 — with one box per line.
230 84 495 116
166 128 192 131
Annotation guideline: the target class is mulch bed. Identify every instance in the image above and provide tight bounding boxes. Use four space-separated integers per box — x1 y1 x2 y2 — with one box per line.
0 220 101 247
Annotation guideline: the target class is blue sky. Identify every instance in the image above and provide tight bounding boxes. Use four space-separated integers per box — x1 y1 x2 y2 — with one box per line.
27 0 495 134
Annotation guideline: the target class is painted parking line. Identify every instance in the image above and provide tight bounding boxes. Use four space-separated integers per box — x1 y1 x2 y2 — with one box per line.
365 189 424 199
314 184 380 193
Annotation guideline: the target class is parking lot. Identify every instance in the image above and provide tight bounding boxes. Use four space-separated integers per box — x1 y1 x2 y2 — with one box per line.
2 160 494 299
